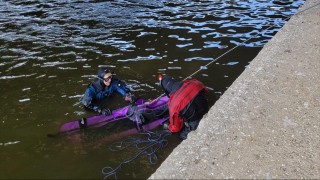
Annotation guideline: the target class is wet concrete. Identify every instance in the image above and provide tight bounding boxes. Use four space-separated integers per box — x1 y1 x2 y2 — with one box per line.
150 0 320 179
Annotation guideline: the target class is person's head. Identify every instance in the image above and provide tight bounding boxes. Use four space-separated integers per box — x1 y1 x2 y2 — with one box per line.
160 75 182 97
97 67 113 87
102 72 113 86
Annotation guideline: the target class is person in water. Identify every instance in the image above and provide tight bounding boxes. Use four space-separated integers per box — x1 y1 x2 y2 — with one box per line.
82 67 136 115
160 75 209 139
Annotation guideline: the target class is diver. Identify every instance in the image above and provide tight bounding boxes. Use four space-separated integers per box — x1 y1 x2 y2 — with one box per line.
82 67 136 115
160 75 209 139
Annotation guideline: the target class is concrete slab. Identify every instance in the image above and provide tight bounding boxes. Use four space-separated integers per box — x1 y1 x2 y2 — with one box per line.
149 0 320 179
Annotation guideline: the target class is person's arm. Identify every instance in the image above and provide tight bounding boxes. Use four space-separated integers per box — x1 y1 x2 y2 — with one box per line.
82 86 111 115
112 79 136 103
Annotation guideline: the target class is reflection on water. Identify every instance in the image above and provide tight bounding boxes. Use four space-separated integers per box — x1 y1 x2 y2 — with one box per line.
0 0 304 179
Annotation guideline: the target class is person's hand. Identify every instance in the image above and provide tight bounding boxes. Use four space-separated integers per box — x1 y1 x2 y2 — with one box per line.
125 94 137 104
162 122 169 130
98 108 112 116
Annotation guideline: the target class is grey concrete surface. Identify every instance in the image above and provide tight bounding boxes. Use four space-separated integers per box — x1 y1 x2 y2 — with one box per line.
150 0 320 179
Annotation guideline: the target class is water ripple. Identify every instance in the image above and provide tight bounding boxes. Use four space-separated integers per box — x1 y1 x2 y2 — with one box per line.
0 0 304 66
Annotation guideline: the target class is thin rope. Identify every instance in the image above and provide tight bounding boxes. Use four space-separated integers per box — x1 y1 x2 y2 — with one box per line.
185 1 320 81
186 1 320 81
295 1 320 15
126 2 320 100
102 130 172 179
154 21 277 99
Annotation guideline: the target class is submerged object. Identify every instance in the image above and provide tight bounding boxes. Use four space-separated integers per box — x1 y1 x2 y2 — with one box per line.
59 96 169 134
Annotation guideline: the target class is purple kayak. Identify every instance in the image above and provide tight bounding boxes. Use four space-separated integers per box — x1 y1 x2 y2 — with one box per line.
59 96 169 133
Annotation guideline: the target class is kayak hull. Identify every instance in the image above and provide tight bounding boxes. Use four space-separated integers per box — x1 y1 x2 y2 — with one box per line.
59 96 169 133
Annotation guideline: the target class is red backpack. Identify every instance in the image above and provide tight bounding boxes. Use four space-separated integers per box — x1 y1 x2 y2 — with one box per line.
168 79 207 132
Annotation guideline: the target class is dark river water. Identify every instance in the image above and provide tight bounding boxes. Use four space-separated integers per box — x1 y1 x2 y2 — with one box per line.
0 0 304 179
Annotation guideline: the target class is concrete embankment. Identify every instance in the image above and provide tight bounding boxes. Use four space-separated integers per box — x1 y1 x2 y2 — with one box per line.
150 0 320 179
